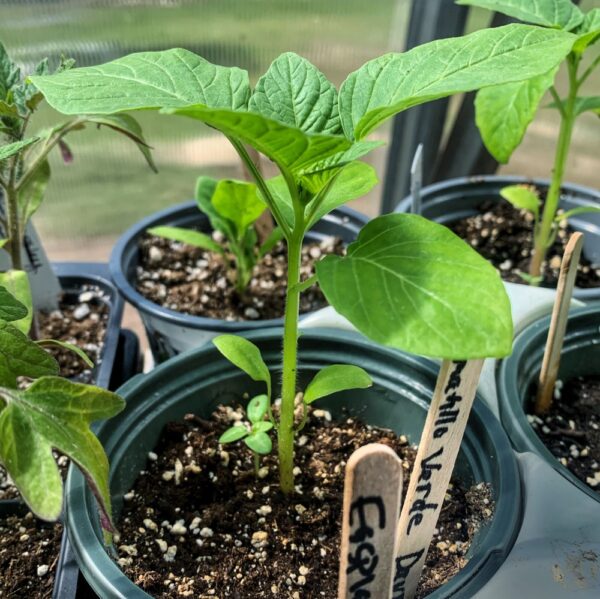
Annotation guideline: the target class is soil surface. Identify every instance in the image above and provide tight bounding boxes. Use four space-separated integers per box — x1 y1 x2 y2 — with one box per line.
135 234 344 321
116 404 494 598
528 375 600 494
0 511 62 599
449 200 600 288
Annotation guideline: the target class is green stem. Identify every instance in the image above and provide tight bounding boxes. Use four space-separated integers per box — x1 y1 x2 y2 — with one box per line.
277 229 303 494
578 53 600 87
529 56 579 278
5 153 22 271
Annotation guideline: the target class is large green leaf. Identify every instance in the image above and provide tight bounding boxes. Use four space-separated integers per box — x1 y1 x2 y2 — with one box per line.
0 377 124 525
0 137 39 162
18 159 50 224
212 179 265 239
475 67 558 163
316 214 513 359
82 114 157 172
457 0 584 30
249 52 341 135
340 24 575 140
0 270 33 335
304 364 372 404
213 334 271 396
574 9 600 52
30 48 250 114
302 140 384 175
0 321 59 388
164 104 351 174
0 285 28 322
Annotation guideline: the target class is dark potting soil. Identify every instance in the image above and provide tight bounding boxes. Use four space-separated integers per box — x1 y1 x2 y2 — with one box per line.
116 405 494 598
135 234 344 320
449 200 600 288
528 375 600 494
0 512 62 599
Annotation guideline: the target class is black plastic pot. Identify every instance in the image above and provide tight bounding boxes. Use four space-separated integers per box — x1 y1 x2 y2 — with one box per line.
109 202 368 362
0 263 131 599
395 175 600 301
65 328 521 598
497 304 600 503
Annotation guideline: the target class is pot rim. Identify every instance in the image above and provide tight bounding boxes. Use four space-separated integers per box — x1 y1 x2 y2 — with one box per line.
66 328 522 599
497 304 600 503
108 202 368 331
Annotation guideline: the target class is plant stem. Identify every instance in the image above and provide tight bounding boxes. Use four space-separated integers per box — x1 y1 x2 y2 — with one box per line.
529 57 579 278
5 154 22 271
277 229 303 494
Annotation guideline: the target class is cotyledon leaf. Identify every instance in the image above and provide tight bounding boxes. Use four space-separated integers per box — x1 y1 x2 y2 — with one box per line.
249 52 341 135
30 48 250 114
475 67 558 163
0 270 33 335
0 285 28 322
340 24 576 140
315 213 513 359
457 0 584 30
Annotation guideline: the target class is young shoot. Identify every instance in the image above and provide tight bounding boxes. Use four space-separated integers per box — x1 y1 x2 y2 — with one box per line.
0 42 155 275
219 394 274 475
459 0 600 281
0 281 124 538
148 176 283 295
31 20 575 493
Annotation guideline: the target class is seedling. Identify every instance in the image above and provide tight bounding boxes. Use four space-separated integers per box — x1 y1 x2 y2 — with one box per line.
0 281 124 538
0 42 155 278
149 176 283 295
459 0 600 280
31 22 577 496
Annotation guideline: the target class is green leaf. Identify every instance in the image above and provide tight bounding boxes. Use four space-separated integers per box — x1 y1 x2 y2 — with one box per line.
315 213 513 359
0 43 20 100
555 206 600 221
259 227 284 258
456 0 584 30
82 114 157 172
247 394 269 424
163 104 351 174
219 424 248 444
500 184 540 217
213 334 271 396
147 225 224 255
303 161 378 228
244 431 272 455
548 95 600 116
0 285 28 322
212 179 265 239
30 48 250 115
475 67 558 163
0 270 33 335
573 9 600 52
304 140 384 175
252 421 274 433
0 100 18 117
304 364 372 405
0 137 39 163
36 339 94 368
18 159 50 224
0 321 59 388
0 377 124 526
339 24 576 140
249 52 341 135
195 175 233 237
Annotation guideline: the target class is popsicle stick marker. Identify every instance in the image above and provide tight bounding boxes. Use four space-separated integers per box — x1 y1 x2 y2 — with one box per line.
410 143 423 215
535 232 584 415
338 443 403 599
393 359 484 599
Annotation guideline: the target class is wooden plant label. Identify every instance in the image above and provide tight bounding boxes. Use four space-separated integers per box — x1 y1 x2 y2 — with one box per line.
536 232 584 414
393 359 484 599
338 443 403 599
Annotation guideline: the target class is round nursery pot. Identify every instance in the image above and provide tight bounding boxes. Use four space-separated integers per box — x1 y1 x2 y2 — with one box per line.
497 304 600 503
65 329 521 599
395 175 600 301
110 202 368 362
